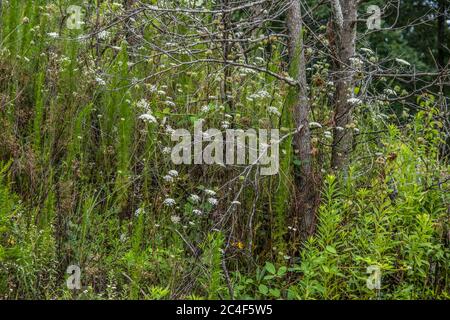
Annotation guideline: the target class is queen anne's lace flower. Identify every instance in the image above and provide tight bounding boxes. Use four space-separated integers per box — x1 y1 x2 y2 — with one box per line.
347 98 362 106
139 113 157 124
136 99 150 111
221 121 230 129
98 30 110 40
189 194 201 203
163 198 176 206
95 77 106 86
163 175 174 182
134 208 145 217
165 125 175 134
205 189 216 196
268 106 281 117
208 198 218 206
47 32 59 39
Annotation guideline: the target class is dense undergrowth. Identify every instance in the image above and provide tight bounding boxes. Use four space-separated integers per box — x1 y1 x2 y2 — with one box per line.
0 1 449 299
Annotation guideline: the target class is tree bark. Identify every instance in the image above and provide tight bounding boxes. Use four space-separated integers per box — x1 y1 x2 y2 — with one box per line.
437 0 447 69
437 0 449 160
330 0 358 171
287 0 317 239
221 0 234 112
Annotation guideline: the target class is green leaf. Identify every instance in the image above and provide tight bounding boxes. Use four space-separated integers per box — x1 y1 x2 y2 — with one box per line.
265 262 276 274
277 266 287 276
259 284 269 295
325 245 337 254
269 288 280 298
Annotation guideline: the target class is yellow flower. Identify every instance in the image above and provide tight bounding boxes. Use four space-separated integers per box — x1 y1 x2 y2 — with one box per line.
7 237 16 246
234 241 245 250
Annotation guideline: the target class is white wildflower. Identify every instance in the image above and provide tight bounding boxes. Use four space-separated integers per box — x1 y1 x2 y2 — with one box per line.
170 215 181 224
163 175 174 182
192 209 203 215
97 30 110 40
134 208 145 217
204 189 216 196
268 106 281 117
163 198 176 206
221 121 230 129
165 100 176 107
257 90 271 99
165 125 175 134
162 147 172 155
139 113 157 124
349 57 364 68
208 198 218 206
47 32 59 39
189 194 201 203
95 77 106 86
136 99 150 111
347 98 362 106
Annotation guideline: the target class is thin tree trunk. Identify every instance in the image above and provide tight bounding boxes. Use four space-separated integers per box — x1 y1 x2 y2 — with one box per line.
437 0 447 69
221 0 234 113
330 0 358 171
437 0 449 160
287 0 317 239
123 0 137 49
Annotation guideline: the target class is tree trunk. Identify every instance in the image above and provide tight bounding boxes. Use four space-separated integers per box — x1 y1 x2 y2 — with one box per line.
437 0 447 69
123 0 137 49
437 0 449 160
287 0 317 239
221 0 234 112
330 0 358 171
